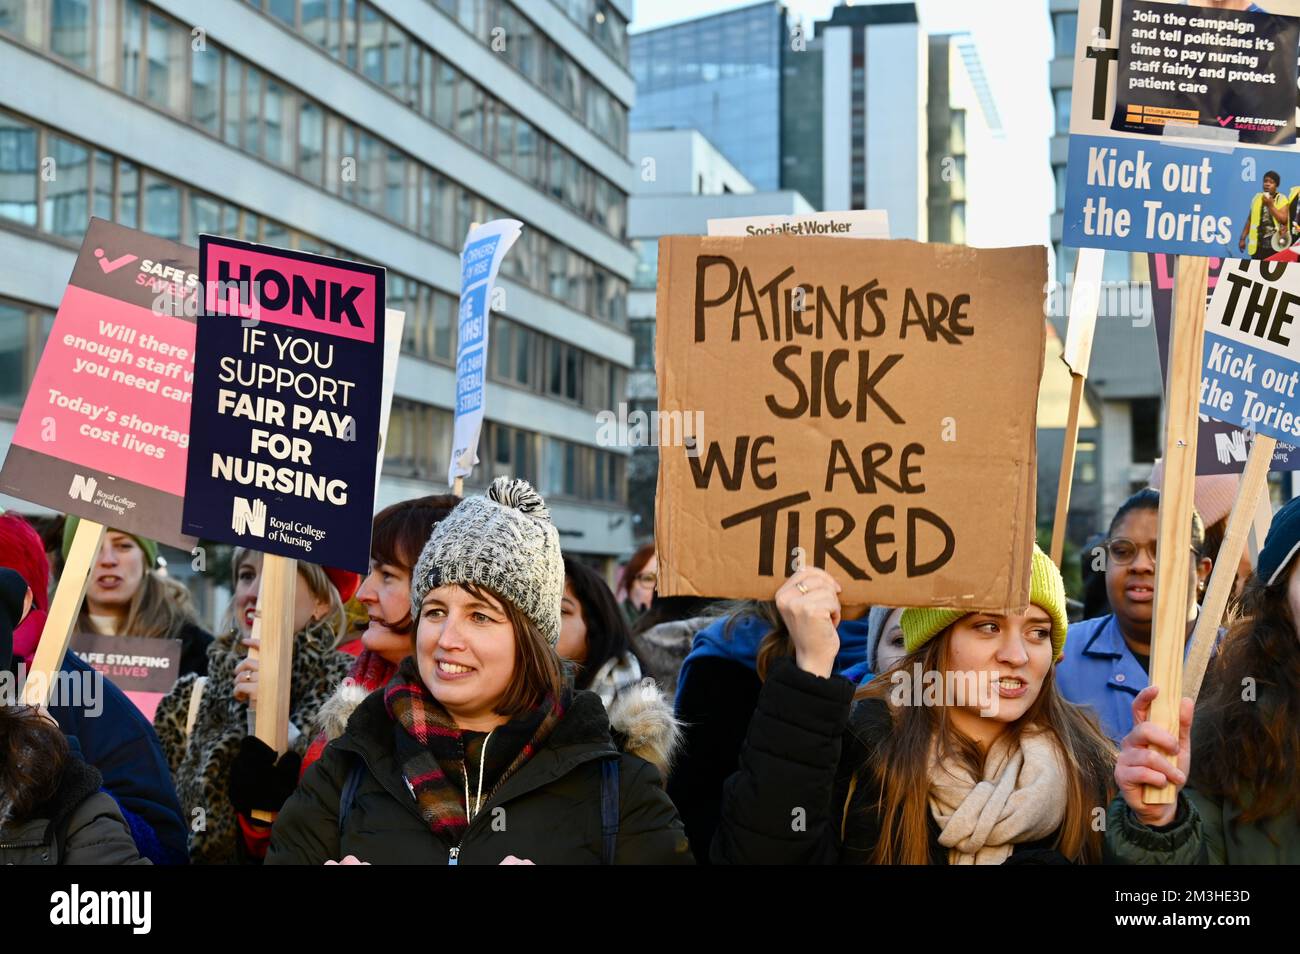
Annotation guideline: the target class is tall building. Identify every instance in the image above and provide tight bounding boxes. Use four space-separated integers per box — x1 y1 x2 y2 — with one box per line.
0 0 639 607
1047 0 1164 544
625 128 813 541
630 3 788 193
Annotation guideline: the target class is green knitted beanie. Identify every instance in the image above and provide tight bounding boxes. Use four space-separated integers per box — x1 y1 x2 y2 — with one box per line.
900 545 1068 661
62 516 159 570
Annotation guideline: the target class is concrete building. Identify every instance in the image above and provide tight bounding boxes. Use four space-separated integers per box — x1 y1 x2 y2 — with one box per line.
0 0 640 617
625 128 813 542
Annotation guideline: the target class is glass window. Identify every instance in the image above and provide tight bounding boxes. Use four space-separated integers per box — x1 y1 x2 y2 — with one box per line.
263 219 289 247
324 112 341 193
356 131 382 212
495 108 515 173
43 134 89 239
359 1 383 84
145 10 186 113
1054 12 1078 58
340 0 356 68
116 159 137 227
384 147 405 224
51 0 91 68
514 322 531 387
268 0 295 27
385 21 407 97
0 300 31 408
434 291 453 359
0 114 38 226
241 210 260 242
515 118 537 183
120 0 142 96
264 78 296 167
141 172 179 239
419 48 435 117
244 64 263 155
92 150 113 220
298 99 323 184
223 57 242 147
190 46 220 134
431 173 454 246
186 191 220 246
631 318 654 370
1054 88 1070 135
93 0 119 83
339 122 356 203
302 0 330 47
1 0 44 45
434 60 456 128
455 76 482 149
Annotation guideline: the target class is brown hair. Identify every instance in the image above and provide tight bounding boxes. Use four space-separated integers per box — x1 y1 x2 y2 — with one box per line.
368 495 460 638
617 543 656 599
0 706 70 826
425 582 564 717
852 627 1116 865
1192 573 1300 825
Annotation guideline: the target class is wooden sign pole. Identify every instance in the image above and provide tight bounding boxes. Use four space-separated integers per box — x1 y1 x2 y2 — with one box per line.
1144 255 1208 806
22 519 105 707
1050 247 1105 568
1183 433 1275 702
251 553 298 756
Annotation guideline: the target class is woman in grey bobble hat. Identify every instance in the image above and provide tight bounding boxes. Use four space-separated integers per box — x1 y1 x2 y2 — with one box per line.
269 477 692 866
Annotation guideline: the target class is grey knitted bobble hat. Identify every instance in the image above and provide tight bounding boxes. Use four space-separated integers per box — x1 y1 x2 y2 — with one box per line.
410 477 564 646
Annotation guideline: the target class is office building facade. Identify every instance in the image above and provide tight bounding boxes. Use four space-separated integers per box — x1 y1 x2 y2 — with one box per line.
0 0 639 607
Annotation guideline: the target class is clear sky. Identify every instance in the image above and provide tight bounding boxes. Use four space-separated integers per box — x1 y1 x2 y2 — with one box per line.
629 0 1055 251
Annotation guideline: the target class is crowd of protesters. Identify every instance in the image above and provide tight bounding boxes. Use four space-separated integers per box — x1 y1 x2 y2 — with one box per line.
2 467 1298 865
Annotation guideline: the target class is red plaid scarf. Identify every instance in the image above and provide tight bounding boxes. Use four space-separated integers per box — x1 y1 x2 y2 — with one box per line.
384 656 565 844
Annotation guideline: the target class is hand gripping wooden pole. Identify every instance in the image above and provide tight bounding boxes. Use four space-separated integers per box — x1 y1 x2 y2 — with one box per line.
251 553 298 756
1143 255 1208 806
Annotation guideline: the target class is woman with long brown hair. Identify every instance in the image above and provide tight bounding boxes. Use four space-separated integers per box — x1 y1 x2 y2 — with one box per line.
1107 495 1300 863
713 546 1116 864
66 518 213 677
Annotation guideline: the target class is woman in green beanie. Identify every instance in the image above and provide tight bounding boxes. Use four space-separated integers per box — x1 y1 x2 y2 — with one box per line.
64 516 213 677
712 545 1117 864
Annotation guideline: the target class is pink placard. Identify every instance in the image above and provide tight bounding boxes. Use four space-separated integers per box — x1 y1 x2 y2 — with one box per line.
203 242 378 344
12 285 195 495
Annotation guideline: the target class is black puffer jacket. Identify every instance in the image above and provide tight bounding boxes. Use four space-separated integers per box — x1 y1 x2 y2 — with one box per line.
0 756 147 865
712 658 1084 865
267 687 693 865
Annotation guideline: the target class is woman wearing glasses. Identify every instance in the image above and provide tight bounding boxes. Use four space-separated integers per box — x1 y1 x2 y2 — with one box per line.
1057 489 1212 744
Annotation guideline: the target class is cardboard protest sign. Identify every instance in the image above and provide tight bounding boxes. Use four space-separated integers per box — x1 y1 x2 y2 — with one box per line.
1200 259 1300 443
1064 0 1300 258
448 220 522 488
1110 1 1297 146
0 218 197 545
655 236 1045 609
707 210 891 239
1149 252 1300 471
182 237 385 573
69 632 181 722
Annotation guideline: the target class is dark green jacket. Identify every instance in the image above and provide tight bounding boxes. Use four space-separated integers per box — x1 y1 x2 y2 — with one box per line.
266 687 693 865
0 757 146 865
1105 789 1300 864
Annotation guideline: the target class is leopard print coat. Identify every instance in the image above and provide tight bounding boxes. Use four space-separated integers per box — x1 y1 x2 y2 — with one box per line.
153 619 351 864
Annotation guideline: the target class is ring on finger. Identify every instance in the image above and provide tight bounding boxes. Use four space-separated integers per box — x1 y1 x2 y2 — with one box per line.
795 581 809 594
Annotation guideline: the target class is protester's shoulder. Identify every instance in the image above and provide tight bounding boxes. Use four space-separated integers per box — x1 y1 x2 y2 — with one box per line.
176 619 215 650
676 654 761 701
846 696 894 748
1061 614 1110 662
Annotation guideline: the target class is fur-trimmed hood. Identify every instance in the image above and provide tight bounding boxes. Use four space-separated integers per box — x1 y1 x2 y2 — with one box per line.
589 654 682 780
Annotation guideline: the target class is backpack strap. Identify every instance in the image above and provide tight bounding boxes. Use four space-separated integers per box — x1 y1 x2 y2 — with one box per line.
599 757 620 865
338 756 366 841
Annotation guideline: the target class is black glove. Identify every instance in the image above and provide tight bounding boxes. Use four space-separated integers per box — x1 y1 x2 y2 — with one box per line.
228 735 302 817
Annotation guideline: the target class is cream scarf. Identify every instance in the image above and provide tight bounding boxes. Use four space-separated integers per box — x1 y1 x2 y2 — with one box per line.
928 729 1069 865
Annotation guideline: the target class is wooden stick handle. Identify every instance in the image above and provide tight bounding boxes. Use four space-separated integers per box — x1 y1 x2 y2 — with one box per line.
22 519 105 707
1051 373 1086 568
1184 434 1275 703
252 554 297 755
1143 255 1208 806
